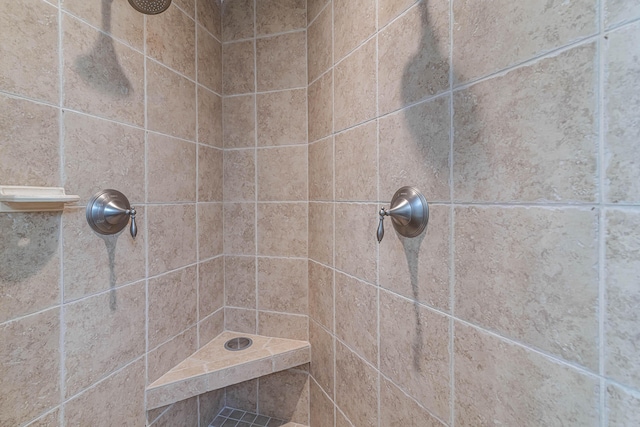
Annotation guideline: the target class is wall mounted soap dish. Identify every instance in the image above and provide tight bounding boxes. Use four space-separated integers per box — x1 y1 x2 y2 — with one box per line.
0 185 80 213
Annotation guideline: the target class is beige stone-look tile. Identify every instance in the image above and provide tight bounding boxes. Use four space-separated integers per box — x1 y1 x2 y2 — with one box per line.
258 146 308 201
198 0 222 40
308 5 332 83
0 213 60 323
174 0 196 18
147 133 197 203
308 71 333 142
259 370 310 424
0 309 60 427
198 26 222 93
378 0 419 28
199 257 224 318
605 209 640 388
454 43 598 203
258 203 308 257
64 359 145 427
223 94 256 148
336 410 353 427
308 0 330 24
308 260 333 331
256 0 306 35
335 341 378 427
379 95 450 202
604 23 640 203
147 60 196 140
380 290 450 420
256 32 307 91
222 0 254 41
148 266 198 348
310 319 334 398
198 87 223 147
62 207 145 301
607 382 640 426
63 15 144 126
334 38 376 131
605 0 640 28
223 202 255 255
224 149 256 201
453 0 597 84
309 137 334 201
199 145 224 202
225 256 257 308
26 408 60 427
310 379 334 426
147 4 196 79
258 258 308 315
335 121 377 201
380 377 445 427
199 389 225 427
456 206 599 369
148 204 197 275
198 202 224 259
226 307 257 333
223 40 255 95
454 322 599 426
309 203 333 266
148 327 197 384
64 282 145 397
335 203 377 284
378 1 449 115
226 379 258 412
257 89 307 146
64 111 144 203
259 311 308 340
0 0 58 103
333 0 376 62
150 397 199 427
379 205 450 312
0 95 59 187
199 308 224 344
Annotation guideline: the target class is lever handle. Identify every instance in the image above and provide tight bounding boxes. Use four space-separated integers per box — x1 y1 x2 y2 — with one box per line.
128 208 137 238
377 208 386 243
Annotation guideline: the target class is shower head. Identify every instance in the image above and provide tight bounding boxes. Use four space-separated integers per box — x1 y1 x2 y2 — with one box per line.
128 0 171 15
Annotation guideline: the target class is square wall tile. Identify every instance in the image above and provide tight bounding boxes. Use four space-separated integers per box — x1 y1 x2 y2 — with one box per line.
335 203 377 284
607 382 640 426
222 0 254 41
225 256 257 309
308 136 334 201
378 0 419 28
335 341 378 427
310 320 334 398
605 0 640 28
149 396 198 427
199 257 224 319
256 0 306 36
223 203 256 255
310 379 334 426
256 32 307 91
223 94 256 148
147 4 196 79
258 257 308 314
258 311 308 340
224 149 255 202
197 0 222 40
308 5 332 83
199 308 224 346
199 145 224 202
198 203 224 259
199 87 223 147
335 121 377 201
308 71 333 142
257 89 307 146
226 307 257 334
258 369 309 424
309 202 333 266
148 327 197 384
147 133 197 203
308 0 330 24
257 202 308 257
333 0 376 62
148 204 197 275
223 40 255 95
174 0 196 18
257 146 308 201
226 379 258 413
309 260 334 331
198 26 223 93
380 377 445 427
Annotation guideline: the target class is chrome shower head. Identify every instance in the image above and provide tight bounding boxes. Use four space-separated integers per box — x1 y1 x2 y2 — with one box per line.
128 0 171 15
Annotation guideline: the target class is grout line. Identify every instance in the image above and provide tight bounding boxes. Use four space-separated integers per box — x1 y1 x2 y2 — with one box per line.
374 1 381 425
223 85 308 98
449 0 456 424
223 26 306 44
253 0 260 343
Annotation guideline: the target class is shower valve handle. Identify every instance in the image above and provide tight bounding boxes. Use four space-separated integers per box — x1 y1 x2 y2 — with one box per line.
377 208 387 243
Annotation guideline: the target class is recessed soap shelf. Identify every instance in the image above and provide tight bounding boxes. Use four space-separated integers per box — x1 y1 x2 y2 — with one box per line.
0 186 80 213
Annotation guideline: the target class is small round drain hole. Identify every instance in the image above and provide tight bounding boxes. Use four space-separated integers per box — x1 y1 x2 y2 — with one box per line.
224 337 253 351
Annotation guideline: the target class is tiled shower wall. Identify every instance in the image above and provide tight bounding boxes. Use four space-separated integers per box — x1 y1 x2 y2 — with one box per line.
306 0 640 426
0 0 225 425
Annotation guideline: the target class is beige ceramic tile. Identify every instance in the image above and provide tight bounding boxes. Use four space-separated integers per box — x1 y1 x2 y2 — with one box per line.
335 341 378 427
308 260 334 331
256 32 307 91
308 0 330 24
199 257 224 318
63 15 144 126
199 389 225 426
62 207 145 301
380 377 445 427
150 398 197 427
0 95 59 187
0 213 60 323
453 0 597 83
380 290 450 420
148 204 197 275
310 319 334 398
258 146 308 201
147 133 197 203
379 205 450 312
199 308 224 344
174 0 196 18
378 1 449 115
226 379 258 412
335 203 377 283
224 149 256 201
64 359 145 427
258 257 308 314
605 0 640 28
257 89 307 146
147 4 196 79
605 23 640 203
309 203 333 266
64 282 145 397
198 26 223 93
198 203 224 259
378 0 419 28
456 206 599 369
379 96 451 202
26 408 60 427
223 40 255 95
308 71 333 142
333 0 376 62
197 0 222 40
310 379 334 426
223 202 255 255
307 5 332 83
309 137 334 201
605 209 640 388
454 322 599 426
259 311 308 340
225 256 257 308
223 94 256 148
147 60 196 140
256 0 306 35
0 309 60 427
0 0 58 103
148 266 198 348
258 203 308 257
198 87 223 147
336 410 353 427
148 327 197 384
335 121 377 201
334 38 376 131
199 145 224 202
454 43 597 203
222 0 254 41
225 307 257 333
258 370 310 423
607 382 640 426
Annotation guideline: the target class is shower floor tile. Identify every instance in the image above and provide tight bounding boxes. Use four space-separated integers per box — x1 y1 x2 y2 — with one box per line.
209 406 308 427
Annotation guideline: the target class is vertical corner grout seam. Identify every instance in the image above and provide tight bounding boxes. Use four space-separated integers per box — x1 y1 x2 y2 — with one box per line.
448 0 456 425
